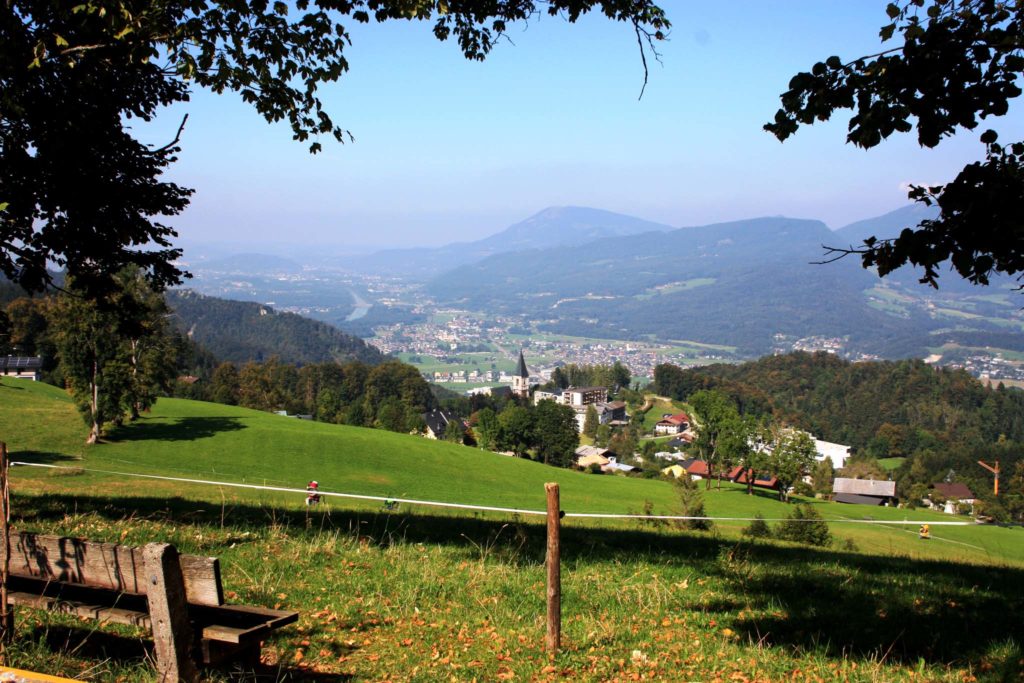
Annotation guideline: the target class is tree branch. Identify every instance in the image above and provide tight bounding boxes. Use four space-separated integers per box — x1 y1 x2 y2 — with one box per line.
811 243 874 266
633 19 664 101
147 114 189 156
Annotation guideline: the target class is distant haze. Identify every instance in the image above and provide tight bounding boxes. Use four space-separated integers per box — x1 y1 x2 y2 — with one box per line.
144 3 1022 250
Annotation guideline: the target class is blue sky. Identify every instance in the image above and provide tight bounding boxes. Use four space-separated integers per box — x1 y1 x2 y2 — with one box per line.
141 2 1023 250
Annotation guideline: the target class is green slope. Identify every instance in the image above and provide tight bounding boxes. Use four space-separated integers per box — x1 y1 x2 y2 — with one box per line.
2 377 1020 567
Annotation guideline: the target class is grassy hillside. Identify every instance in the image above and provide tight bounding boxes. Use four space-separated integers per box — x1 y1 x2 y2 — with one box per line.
2 378 1020 566
2 378 1023 681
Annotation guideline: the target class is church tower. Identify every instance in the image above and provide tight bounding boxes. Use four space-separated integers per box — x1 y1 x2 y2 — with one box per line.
512 349 530 399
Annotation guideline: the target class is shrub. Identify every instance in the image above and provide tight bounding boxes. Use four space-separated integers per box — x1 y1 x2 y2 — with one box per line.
792 480 814 498
742 513 771 539
674 475 712 531
775 504 832 547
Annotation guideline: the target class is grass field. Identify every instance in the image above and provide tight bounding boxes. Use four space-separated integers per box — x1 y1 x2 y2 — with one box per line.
878 456 906 472
0 378 1022 681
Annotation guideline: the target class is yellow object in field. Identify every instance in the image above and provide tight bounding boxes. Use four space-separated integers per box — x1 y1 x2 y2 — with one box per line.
919 524 930 539
0 667 80 682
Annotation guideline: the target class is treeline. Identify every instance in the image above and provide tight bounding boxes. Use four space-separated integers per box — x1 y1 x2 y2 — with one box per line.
653 352 1024 449
2 275 438 442
653 352 1024 519
541 361 631 391
176 359 436 432
469 401 579 467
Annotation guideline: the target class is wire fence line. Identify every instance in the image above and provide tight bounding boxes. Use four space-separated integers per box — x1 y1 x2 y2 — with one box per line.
11 461 972 526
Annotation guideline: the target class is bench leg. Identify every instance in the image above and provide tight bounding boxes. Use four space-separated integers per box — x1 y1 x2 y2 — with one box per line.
144 543 200 683
201 639 262 669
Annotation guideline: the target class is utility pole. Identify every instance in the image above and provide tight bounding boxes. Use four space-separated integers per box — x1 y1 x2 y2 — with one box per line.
978 459 1000 496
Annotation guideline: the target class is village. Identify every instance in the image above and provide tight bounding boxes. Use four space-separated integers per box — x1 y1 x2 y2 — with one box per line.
410 351 982 517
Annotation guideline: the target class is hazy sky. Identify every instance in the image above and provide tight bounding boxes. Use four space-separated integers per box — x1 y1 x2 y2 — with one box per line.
140 2 1023 250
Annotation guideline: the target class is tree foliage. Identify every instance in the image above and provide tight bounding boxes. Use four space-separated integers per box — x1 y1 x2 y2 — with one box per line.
767 0 1024 287
533 399 579 466
48 270 176 442
775 504 832 547
582 403 600 439
548 361 631 392
1 0 667 295
689 389 741 489
766 428 817 502
658 352 1024 506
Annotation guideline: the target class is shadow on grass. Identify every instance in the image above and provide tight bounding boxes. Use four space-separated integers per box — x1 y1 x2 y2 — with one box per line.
13 492 1024 672
9 450 82 465
109 416 248 442
26 625 353 681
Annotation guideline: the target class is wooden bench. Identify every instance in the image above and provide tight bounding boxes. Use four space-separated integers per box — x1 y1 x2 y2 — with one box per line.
1 530 298 680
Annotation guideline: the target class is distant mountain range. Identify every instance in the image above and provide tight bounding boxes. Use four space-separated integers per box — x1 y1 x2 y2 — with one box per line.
175 204 1023 360
424 209 1022 357
334 206 675 278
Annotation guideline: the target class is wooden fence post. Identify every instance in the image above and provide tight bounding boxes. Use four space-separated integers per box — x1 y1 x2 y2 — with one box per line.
0 441 13 648
545 482 561 654
143 543 199 683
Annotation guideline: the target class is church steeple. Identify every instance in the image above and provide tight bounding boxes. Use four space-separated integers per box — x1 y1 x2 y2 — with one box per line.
512 349 530 398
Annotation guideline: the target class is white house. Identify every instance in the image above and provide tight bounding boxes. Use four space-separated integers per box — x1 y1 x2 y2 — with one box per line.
813 438 851 469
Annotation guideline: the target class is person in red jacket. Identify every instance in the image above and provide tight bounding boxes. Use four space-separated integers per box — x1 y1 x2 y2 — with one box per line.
306 480 321 506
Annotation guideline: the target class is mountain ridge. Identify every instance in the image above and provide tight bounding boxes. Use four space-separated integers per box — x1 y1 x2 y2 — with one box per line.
336 206 675 277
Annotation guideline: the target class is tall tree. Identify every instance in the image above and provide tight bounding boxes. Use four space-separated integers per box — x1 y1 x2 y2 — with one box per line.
690 389 740 490
497 406 534 458
49 287 128 443
767 428 818 502
533 400 579 467
767 0 1024 288
473 407 500 451
583 404 600 439
210 362 240 406
111 270 177 419
2 0 668 296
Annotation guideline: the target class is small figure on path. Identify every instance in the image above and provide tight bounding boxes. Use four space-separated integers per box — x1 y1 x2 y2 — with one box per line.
919 524 930 540
306 480 321 506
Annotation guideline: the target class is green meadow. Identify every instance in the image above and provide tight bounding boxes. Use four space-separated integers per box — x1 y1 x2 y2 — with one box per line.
0 377 1022 681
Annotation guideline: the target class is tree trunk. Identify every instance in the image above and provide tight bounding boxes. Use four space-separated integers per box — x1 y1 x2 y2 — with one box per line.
0 442 14 646
129 338 141 420
87 358 100 444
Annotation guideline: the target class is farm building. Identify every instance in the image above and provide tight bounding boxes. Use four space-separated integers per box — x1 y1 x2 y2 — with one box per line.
833 478 896 506
929 482 976 514
1 356 42 381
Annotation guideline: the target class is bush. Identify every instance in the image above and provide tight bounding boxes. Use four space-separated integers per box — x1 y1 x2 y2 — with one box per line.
674 476 712 531
742 513 771 539
775 504 832 547
792 480 814 498
587 463 604 474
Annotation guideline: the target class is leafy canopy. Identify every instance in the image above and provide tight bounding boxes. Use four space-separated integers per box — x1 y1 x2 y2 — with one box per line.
766 0 1024 288
1 0 668 295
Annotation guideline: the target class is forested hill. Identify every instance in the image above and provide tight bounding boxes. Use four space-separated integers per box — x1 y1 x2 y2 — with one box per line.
425 216 935 357
167 290 386 366
654 352 1024 453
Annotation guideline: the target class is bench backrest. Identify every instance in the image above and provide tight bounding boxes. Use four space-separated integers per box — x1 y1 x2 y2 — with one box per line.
1 530 223 606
